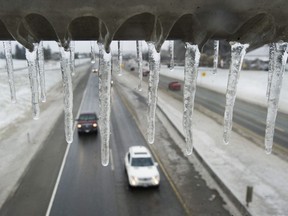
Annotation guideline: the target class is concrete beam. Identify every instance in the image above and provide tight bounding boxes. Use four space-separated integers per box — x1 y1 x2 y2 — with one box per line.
0 0 287 50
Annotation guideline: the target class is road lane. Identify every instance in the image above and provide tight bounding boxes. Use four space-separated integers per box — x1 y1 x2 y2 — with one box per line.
50 74 118 216
50 72 187 215
110 87 187 216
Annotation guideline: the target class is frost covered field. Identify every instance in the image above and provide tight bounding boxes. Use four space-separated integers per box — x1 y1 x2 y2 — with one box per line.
0 60 58 135
0 59 89 136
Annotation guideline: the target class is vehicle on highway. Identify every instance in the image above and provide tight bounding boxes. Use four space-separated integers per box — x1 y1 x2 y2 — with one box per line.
168 81 181 90
124 146 160 188
76 113 98 134
92 68 98 74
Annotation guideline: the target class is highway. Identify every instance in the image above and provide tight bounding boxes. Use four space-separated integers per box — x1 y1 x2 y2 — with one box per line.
49 73 187 216
157 74 288 149
0 65 233 216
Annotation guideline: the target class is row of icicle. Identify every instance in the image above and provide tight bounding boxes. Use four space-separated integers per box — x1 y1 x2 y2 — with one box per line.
2 40 287 167
4 41 75 145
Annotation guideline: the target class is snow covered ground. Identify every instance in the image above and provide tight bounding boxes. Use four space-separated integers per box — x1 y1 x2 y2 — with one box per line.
0 59 89 135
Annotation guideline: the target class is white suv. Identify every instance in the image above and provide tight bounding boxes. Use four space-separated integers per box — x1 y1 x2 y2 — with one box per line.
124 146 160 188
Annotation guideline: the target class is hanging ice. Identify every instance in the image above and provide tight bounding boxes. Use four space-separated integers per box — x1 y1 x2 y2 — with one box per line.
59 45 74 144
3 41 16 103
266 43 276 99
183 43 200 155
98 42 112 166
69 41 75 76
169 40 174 71
118 41 123 76
37 41 46 102
90 41 96 64
213 40 219 74
223 42 249 145
136 40 143 91
26 44 40 120
147 42 161 144
265 42 288 154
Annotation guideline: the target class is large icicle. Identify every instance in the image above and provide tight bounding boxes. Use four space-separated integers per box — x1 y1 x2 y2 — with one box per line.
69 41 75 76
183 43 200 155
118 41 123 76
98 42 112 166
59 46 74 144
147 42 161 144
169 40 174 71
26 44 40 120
37 41 46 102
266 43 276 99
3 41 16 103
223 42 249 145
213 40 219 74
265 42 288 154
90 41 96 64
136 40 143 91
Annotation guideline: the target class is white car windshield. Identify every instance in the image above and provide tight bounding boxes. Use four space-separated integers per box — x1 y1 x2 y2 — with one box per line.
131 157 154 167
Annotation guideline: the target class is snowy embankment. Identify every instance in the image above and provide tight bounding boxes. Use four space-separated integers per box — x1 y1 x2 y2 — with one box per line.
0 58 90 208
160 66 288 114
0 59 89 134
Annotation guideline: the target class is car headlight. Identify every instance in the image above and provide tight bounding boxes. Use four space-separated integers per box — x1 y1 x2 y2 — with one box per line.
130 176 138 186
77 124 82 128
152 176 160 185
92 123 97 127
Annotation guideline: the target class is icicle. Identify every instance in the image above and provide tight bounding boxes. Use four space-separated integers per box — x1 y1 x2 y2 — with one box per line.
265 42 288 154
98 42 112 166
118 41 123 76
183 43 200 155
223 42 249 145
59 45 74 144
147 42 161 144
169 40 174 71
136 40 143 91
69 41 75 76
91 41 96 64
26 44 40 120
213 40 219 74
266 43 276 99
3 41 16 103
37 41 46 102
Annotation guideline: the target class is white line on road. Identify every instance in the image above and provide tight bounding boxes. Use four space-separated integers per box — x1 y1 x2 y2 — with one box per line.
45 86 88 216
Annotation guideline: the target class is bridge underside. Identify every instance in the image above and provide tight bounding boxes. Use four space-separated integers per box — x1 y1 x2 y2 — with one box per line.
0 0 287 51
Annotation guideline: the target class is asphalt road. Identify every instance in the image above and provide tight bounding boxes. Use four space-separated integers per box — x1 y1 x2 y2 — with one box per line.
156 74 288 148
0 65 233 216
49 73 187 216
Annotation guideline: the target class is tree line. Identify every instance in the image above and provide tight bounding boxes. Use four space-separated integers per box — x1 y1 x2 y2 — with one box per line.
14 45 52 60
